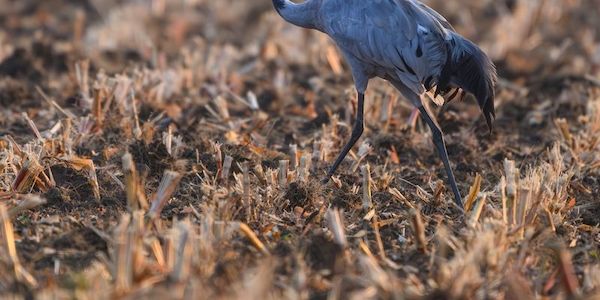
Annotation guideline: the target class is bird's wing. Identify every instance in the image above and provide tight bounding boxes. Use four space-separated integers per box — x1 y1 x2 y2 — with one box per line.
321 0 450 94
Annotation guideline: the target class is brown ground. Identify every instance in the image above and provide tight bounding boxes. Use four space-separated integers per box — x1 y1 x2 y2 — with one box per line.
1 0 599 299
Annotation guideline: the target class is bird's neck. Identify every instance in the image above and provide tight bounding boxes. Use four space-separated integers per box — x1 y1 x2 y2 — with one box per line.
273 0 321 30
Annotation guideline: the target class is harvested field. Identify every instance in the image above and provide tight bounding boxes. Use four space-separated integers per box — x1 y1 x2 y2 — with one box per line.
1 0 599 299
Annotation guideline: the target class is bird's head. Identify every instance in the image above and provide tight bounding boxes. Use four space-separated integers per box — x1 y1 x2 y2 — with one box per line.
273 0 286 11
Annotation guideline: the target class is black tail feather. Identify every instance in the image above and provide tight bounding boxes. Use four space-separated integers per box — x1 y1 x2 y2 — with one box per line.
442 33 497 132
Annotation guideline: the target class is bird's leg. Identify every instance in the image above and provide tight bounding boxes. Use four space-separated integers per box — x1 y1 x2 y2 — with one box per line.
323 92 365 182
417 105 463 209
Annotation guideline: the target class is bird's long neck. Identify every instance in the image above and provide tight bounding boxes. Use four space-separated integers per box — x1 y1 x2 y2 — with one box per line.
273 0 321 30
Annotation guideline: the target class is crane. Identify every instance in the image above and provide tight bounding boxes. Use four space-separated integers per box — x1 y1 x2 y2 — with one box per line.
273 0 497 209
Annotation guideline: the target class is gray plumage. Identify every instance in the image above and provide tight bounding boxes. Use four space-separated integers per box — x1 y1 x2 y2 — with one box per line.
273 0 497 209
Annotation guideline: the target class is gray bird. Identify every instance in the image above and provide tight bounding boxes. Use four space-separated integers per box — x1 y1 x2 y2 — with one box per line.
273 0 497 209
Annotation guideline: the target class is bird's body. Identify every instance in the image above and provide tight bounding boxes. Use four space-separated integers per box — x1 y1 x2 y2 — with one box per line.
320 0 446 94
273 0 497 208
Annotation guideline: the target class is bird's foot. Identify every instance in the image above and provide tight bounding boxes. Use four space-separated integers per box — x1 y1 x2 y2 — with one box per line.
452 197 465 214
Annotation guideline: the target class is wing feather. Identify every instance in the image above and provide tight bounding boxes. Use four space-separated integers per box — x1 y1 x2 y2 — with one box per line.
415 2 455 31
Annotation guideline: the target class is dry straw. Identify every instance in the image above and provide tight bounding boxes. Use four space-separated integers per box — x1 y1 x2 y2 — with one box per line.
0 1 599 298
